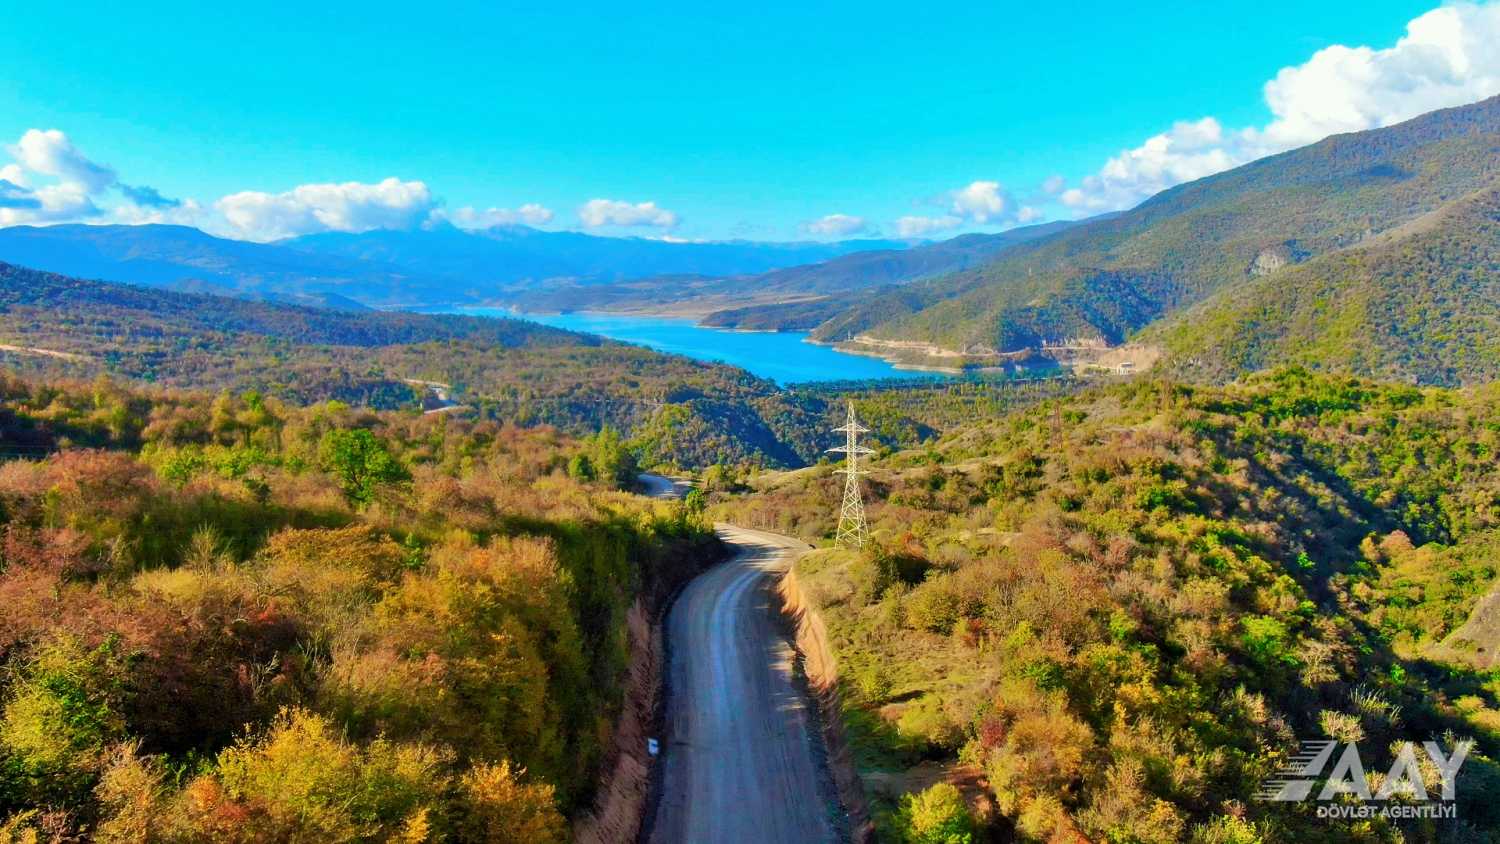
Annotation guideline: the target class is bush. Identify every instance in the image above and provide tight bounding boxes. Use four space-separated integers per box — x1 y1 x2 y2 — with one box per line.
209 707 449 841
0 635 127 807
455 760 567 844
893 783 974 844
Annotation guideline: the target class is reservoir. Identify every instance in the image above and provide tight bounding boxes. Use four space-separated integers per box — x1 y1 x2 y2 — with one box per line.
454 308 952 384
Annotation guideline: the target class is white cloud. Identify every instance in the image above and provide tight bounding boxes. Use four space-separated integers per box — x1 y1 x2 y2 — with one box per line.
0 128 186 227
578 198 679 229
0 181 99 226
215 177 437 241
109 197 208 227
949 180 1012 223
8 129 116 193
897 215 963 237
0 164 28 188
439 202 554 229
897 179 1038 236
802 213 869 237
1060 117 1243 212
1060 1 1500 212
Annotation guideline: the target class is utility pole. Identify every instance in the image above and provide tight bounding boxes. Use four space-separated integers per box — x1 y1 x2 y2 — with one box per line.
828 401 872 548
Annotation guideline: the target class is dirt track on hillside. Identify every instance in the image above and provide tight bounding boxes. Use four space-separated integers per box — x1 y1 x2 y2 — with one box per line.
645 525 845 843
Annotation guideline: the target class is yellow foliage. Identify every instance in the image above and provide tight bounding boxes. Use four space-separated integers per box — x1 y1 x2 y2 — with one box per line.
456 760 568 844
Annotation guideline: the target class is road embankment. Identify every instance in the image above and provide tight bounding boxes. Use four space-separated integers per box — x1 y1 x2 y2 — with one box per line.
778 564 875 843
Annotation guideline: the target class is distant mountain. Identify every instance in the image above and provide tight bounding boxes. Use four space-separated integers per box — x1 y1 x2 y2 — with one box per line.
502 218 1079 320
0 222 910 309
0 224 447 306
1146 182 1500 386
805 95 1500 364
282 223 908 291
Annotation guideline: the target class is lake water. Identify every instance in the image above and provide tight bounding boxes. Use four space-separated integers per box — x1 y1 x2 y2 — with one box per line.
453 308 951 384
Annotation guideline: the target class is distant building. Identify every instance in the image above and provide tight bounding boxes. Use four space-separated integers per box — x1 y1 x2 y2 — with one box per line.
1117 361 1136 374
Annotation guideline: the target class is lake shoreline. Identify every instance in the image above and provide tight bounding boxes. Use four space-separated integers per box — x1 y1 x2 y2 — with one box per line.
448 306 955 384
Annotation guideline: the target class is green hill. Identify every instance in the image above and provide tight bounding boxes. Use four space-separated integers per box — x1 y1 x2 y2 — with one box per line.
808 96 1500 366
1147 183 1500 385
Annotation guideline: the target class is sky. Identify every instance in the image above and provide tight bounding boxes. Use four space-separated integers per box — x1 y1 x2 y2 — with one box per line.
2 0 1498 242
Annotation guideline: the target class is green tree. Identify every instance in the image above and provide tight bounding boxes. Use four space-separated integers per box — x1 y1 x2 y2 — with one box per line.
319 428 409 506
586 427 638 490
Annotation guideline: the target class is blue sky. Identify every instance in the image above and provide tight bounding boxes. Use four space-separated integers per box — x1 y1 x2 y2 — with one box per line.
3 0 1496 241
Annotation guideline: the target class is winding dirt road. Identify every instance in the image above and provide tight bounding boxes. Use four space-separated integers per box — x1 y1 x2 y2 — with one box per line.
646 524 845 843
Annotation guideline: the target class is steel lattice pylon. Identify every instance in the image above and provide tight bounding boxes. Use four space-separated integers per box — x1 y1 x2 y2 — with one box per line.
828 401 873 548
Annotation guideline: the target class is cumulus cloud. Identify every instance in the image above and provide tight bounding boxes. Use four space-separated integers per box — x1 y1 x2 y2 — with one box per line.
0 164 28 188
948 180 1013 223
0 128 186 227
578 198 679 229
8 129 116 193
1060 1 1500 212
897 215 963 237
215 178 437 241
802 213 870 237
438 203 554 229
897 179 1040 236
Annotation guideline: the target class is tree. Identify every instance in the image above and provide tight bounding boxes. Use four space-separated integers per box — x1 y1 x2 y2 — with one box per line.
585 427 638 490
319 428 409 506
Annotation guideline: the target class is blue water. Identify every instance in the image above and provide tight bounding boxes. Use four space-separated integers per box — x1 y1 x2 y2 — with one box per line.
454 307 952 384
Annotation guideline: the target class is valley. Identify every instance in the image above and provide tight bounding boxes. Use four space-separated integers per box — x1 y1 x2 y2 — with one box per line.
3 30 1500 843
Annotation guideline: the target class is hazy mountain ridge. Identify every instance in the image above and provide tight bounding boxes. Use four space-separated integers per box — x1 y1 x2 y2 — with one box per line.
283 223 908 292
0 222 909 308
501 219 1079 319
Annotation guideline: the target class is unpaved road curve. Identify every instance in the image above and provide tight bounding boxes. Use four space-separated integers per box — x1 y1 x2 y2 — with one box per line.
647 524 844 843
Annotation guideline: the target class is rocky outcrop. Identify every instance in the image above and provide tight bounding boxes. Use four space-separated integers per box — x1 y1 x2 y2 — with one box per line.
1248 241 1309 277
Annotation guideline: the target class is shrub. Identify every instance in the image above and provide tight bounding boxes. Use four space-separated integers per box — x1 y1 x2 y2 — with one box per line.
893 783 974 844
210 707 449 841
455 760 567 844
0 635 127 807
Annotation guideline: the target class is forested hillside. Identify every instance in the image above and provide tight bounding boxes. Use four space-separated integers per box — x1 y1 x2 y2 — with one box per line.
801 96 1500 365
716 369 1500 842
1147 183 1500 386
0 373 716 841
0 262 848 467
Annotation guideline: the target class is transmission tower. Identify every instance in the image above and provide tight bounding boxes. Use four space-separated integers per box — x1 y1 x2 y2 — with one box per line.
828 401 872 548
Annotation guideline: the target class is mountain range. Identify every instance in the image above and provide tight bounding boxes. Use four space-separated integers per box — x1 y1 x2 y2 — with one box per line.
497 219 1081 321
0 222 905 308
790 95 1500 367
1 96 1497 387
